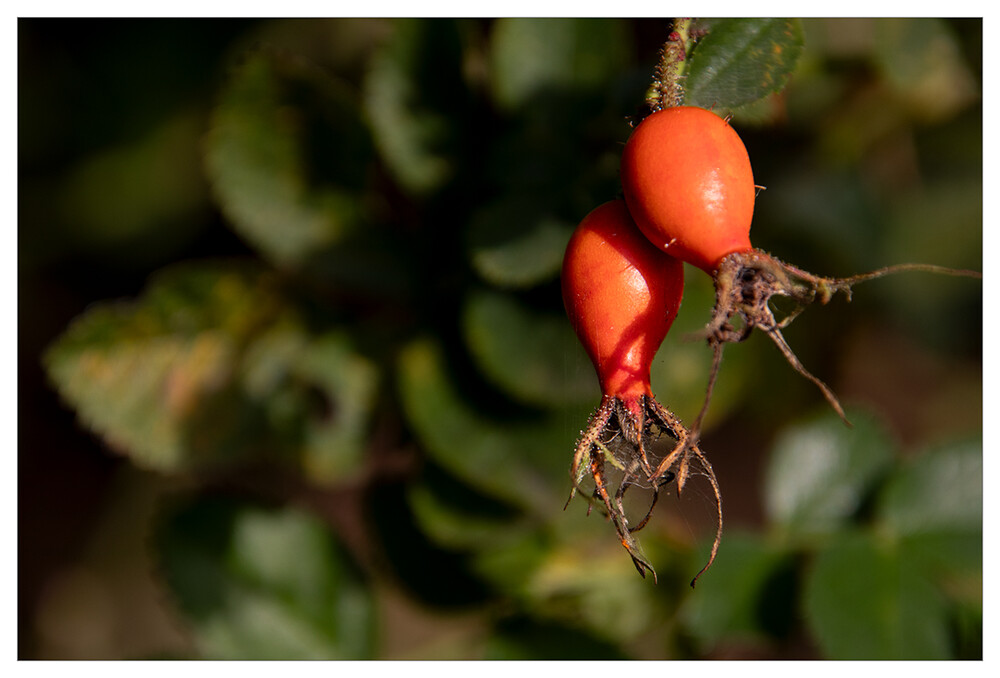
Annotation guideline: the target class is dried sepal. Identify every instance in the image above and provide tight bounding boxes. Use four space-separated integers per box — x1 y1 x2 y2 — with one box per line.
688 249 983 441
565 394 724 585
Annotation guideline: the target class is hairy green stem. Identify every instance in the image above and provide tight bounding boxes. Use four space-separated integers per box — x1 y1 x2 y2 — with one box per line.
647 18 693 111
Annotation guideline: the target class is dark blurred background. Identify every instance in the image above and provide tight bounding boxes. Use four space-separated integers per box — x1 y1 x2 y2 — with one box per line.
19 18 981 660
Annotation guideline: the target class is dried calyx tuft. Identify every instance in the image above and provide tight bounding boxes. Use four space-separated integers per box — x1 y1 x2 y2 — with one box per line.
567 393 722 586
689 250 984 439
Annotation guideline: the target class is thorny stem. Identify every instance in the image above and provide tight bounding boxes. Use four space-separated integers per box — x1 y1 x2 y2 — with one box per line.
646 18 692 111
690 249 982 434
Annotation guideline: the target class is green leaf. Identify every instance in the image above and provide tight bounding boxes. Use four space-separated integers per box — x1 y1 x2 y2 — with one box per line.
243 327 380 483
874 18 978 122
877 438 982 581
294 335 380 482
367 477 495 610
363 18 467 196
45 262 378 481
205 49 371 265
475 531 665 646
462 288 596 408
878 438 981 536
466 197 575 289
484 20 632 206
407 463 524 551
764 408 896 537
56 111 209 255
156 495 374 659
803 530 951 659
686 19 805 111
489 18 630 111
44 264 280 472
396 338 575 512
681 532 795 650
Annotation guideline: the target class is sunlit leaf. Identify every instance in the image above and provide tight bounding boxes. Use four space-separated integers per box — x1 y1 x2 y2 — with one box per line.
45 263 377 481
686 19 805 111
764 409 896 536
44 264 280 472
205 49 371 265
489 18 630 111
803 530 951 659
477 533 664 646
462 288 595 408
156 495 374 659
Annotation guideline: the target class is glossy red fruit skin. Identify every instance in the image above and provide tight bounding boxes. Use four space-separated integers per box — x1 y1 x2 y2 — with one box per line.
561 199 684 405
621 106 756 273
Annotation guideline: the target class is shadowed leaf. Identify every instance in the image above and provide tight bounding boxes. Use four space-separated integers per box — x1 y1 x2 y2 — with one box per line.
396 338 573 512
363 18 468 196
205 49 371 265
803 530 950 659
681 532 794 651
877 438 982 581
462 288 595 407
467 198 574 289
156 495 375 659
483 616 627 659
490 18 630 111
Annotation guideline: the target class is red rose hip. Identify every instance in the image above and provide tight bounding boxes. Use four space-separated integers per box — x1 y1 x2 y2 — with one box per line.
561 199 722 584
621 106 755 273
561 199 684 404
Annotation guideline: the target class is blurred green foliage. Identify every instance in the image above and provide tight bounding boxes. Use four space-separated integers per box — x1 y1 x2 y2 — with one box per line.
156 496 376 659
23 18 980 659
